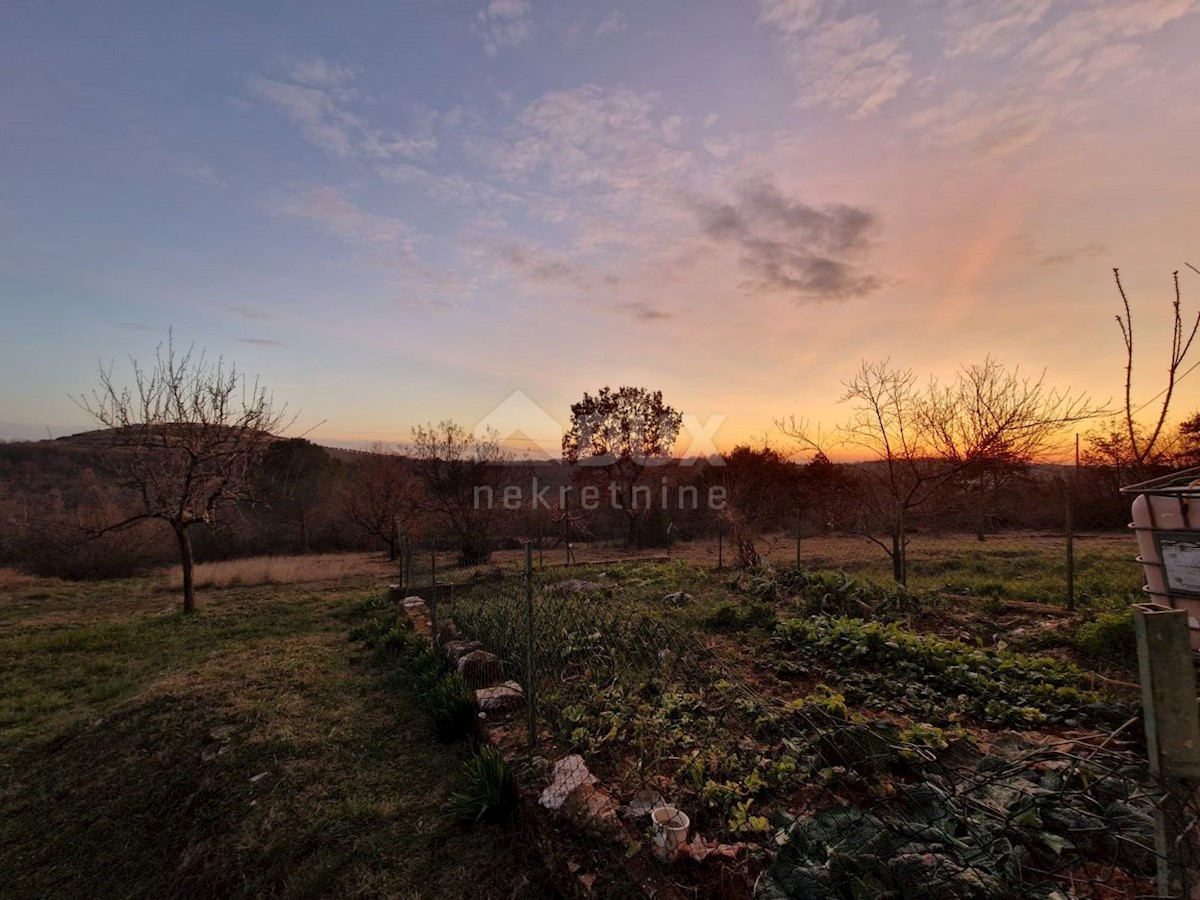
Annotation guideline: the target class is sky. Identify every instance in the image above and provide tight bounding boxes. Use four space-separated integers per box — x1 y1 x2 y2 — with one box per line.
2 0 1199 459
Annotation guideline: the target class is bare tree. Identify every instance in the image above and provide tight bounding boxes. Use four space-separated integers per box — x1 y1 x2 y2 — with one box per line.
562 386 683 548
1112 266 1200 476
409 421 507 564
341 445 424 560
78 336 288 612
781 358 1099 582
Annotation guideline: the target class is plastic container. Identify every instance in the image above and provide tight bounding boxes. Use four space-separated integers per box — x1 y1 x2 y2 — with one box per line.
651 805 690 860
1123 468 1200 651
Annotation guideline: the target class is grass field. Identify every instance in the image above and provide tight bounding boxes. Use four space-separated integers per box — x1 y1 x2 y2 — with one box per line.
0 571 547 899
0 535 1151 899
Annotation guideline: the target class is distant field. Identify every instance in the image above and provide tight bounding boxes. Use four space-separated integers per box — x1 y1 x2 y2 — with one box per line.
165 550 395 590
475 529 1144 609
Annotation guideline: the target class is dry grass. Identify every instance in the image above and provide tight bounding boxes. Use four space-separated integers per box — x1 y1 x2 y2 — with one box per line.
0 568 56 591
166 551 394 590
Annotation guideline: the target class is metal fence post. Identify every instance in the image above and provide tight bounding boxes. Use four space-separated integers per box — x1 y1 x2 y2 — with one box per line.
1134 603 1200 897
796 508 802 569
524 540 536 753
1065 485 1076 611
429 538 438 637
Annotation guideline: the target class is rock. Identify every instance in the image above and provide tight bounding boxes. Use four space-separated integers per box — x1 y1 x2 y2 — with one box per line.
401 596 427 610
622 789 664 819
443 640 484 664
563 783 620 830
208 725 236 742
458 650 503 686
539 755 598 810
662 591 693 607
476 681 524 712
550 579 602 596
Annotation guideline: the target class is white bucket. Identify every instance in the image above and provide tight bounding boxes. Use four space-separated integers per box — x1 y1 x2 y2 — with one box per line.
651 805 690 860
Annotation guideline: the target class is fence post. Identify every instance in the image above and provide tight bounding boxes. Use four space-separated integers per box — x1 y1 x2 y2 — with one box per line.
796 508 802 570
897 504 907 587
1064 485 1075 611
1134 603 1200 897
524 540 536 753
667 522 674 560
717 518 724 570
429 539 438 637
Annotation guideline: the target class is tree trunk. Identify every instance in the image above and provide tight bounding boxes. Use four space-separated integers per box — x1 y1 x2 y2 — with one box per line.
891 529 904 585
299 515 310 554
175 525 196 614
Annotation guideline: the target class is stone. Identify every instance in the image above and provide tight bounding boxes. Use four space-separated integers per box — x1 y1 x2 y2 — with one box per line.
662 591 693 607
443 640 484 664
400 596 427 610
476 681 524 712
550 579 602 596
539 754 597 810
458 649 503 686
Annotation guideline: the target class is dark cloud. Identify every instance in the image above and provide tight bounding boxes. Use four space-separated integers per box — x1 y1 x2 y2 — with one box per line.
237 337 284 347
1038 242 1107 267
113 321 157 332
618 302 672 322
495 243 581 285
695 179 882 302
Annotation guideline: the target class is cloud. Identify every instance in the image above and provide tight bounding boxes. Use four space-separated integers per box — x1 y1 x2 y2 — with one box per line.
694 178 882 302
939 0 1054 58
619 302 672 322
594 11 627 38
113 322 157 332
176 160 225 188
237 337 284 347
1038 242 1108 267
224 305 282 323
906 90 1053 156
247 59 437 162
757 2 911 117
474 0 535 57
275 186 419 257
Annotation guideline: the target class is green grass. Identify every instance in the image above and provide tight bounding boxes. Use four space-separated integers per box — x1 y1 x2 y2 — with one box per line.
0 577 550 899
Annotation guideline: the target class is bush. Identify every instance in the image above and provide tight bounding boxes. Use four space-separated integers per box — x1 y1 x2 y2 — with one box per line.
423 672 479 743
705 601 777 632
445 746 518 824
1073 610 1137 667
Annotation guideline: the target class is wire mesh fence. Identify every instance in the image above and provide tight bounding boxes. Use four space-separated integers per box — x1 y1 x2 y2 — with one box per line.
397 547 1199 899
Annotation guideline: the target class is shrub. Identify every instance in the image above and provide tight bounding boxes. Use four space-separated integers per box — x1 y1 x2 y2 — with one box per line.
1073 610 1137 667
445 746 518 824
423 672 479 743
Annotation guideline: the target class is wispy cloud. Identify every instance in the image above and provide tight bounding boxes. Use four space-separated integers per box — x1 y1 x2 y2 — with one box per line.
275 186 419 258
594 11 628 38
694 178 882 302
178 160 226 188
112 321 157 332
224 305 283 323
474 0 535 57
237 337 284 346
1038 241 1108 267
619 301 672 322
247 58 437 162
757 1 911 117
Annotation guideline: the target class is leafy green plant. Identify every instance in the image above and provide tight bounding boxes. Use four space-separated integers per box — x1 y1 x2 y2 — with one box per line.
445 745 518 824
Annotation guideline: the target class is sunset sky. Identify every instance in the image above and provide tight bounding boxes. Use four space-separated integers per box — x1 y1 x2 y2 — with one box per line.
2 0 1199 458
